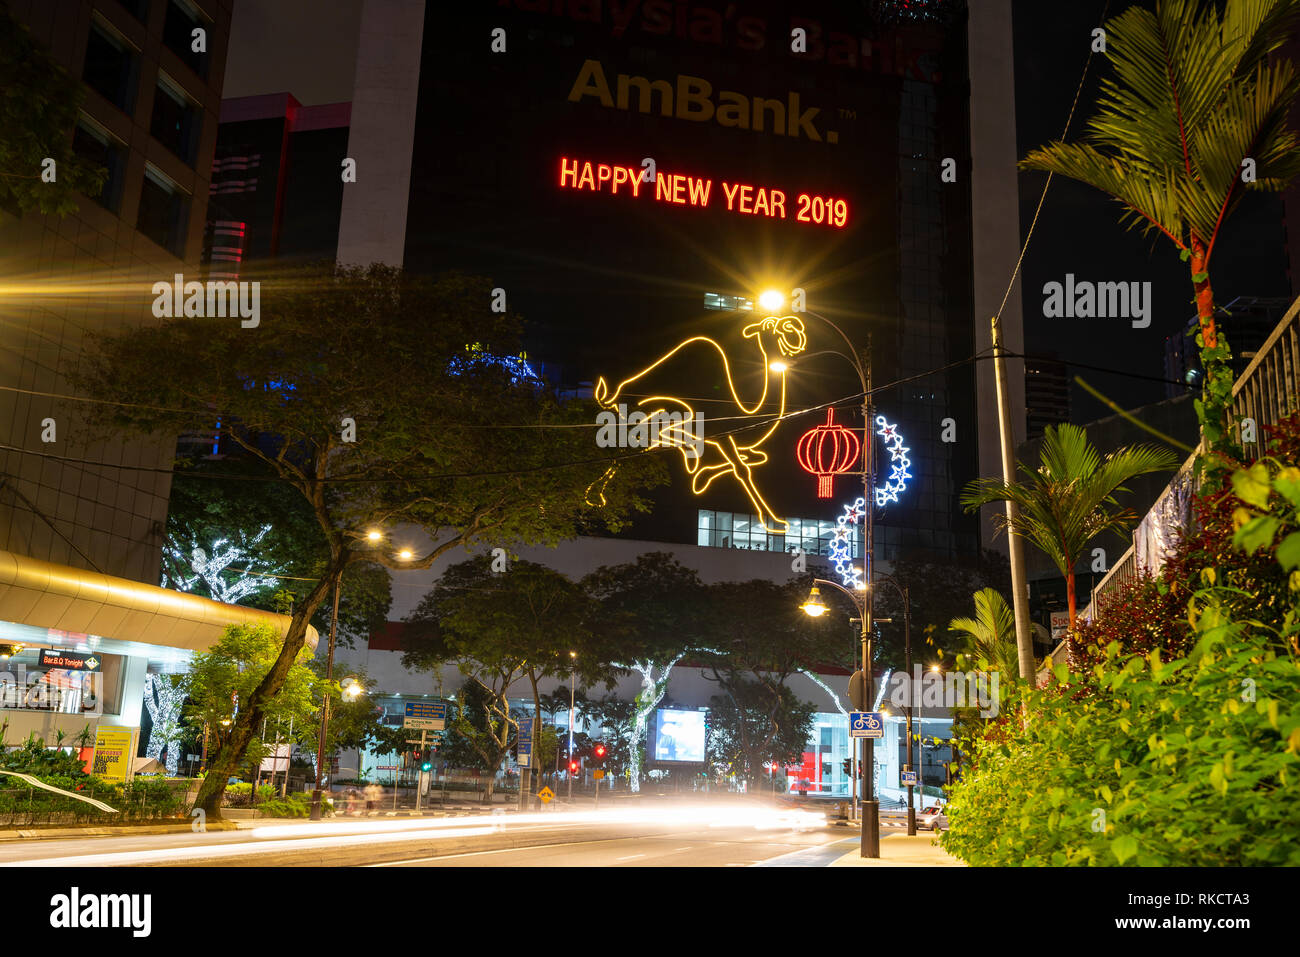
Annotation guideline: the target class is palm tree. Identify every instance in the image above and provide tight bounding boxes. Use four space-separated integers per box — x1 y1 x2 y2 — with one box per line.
962 424 1179 631
1021 0 1300 453
949 589 1021 681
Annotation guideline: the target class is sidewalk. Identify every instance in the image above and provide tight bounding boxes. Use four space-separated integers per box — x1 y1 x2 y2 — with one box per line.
830 833 965 867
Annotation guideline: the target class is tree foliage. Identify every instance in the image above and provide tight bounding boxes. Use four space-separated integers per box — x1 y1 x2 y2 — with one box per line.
74 265 661 816
962 423 1179 630
948 588 1020 681
942 448 1300 865
173 623 321 777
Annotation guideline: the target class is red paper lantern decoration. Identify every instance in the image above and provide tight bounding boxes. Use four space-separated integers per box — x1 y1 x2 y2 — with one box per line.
795 408 861 498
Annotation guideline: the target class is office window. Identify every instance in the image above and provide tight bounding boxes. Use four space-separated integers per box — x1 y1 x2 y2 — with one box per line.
151 72 201 164
71 116 126 213
137 162 189 255
82 19 138 114
164 0 210 78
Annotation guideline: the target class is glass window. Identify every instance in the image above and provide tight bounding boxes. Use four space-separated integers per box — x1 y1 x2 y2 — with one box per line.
137 162 189 255
82 19 138 113
164 0 210 78
71 116 126 213
151 71 200 164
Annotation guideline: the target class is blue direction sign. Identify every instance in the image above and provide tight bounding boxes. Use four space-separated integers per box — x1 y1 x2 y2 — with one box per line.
403 700 447 730
516 716 534 768
901 769 919 787
850 712 884 739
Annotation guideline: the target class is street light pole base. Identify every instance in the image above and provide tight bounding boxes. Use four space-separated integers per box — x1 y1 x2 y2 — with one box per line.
907 806 916 836
309 789 323 821
860 800 880 858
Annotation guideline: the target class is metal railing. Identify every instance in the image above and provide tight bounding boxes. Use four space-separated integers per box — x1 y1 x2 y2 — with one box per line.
1079 295 1300 625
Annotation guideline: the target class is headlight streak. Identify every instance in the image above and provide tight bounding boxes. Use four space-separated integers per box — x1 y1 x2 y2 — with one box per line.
1 804 828 867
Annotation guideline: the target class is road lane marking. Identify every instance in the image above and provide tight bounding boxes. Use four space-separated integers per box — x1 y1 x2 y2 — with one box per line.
614 853 646 861
368 838 634 866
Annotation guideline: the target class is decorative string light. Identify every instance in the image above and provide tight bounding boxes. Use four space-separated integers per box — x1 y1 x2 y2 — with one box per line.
826 417 912 589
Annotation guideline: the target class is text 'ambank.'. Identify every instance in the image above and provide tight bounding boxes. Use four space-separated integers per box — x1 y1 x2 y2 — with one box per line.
567 59 832 143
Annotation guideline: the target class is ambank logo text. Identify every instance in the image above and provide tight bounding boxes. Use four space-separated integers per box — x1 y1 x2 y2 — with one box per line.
567 59 830 142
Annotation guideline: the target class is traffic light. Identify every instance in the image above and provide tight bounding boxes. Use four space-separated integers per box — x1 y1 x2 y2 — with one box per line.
593 743 607 763
420 749 432 773
842 758 852 776
568 759 580 775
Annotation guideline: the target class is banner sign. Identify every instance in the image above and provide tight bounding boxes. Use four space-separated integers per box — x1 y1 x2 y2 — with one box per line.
39 649 101 671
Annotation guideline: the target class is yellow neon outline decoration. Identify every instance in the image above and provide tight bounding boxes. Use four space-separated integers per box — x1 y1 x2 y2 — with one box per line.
587 315 807 533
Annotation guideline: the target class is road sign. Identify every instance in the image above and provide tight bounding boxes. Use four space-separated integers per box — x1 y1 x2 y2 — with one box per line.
537 786 554 804
403 701 446 731
516 716 534 768
901 769 918 787
593 769 605 780
850 711 884 739
847 670 867 711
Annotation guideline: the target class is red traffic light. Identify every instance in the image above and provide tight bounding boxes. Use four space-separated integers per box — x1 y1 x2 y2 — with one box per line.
594 744 607 759
568 760 580 774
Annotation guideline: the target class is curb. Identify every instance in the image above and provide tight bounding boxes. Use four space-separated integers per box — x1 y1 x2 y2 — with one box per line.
0 820 241 842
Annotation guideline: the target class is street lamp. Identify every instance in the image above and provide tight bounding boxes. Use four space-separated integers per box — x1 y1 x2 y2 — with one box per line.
801 576 880 858
312 541 412 820
568 650 577 801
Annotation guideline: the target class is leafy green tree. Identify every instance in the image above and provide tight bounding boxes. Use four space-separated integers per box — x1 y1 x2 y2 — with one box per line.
582 553 709 791
74 265 661 818
0 5 107 215
948 589 1021 681
296 667 403 769
1020 0 1300 456
699 578 844 786
962 424 1179 633
175 623 321 779
707 681 814 787
163 463 392 648
404 556 602 801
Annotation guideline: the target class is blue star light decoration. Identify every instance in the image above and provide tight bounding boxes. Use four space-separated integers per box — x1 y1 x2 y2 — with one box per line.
827 416 912 589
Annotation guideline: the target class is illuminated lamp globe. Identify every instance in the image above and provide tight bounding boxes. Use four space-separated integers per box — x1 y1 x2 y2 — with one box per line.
398 548 413 561
800 585 828 618
758 290 785 313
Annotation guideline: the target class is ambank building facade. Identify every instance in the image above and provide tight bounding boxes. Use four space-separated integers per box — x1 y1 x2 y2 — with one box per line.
339 0 1027 567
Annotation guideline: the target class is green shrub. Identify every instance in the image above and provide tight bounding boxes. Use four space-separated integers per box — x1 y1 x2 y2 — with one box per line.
941 455 1300 866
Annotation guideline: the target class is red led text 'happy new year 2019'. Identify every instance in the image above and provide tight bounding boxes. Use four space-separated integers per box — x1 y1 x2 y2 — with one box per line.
558 156 849 228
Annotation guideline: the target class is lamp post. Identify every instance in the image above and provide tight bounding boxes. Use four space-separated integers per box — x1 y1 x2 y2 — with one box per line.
802 577 879 859
777 294 877 858
568 650 576 802
873 573 915 835
311 535 408 820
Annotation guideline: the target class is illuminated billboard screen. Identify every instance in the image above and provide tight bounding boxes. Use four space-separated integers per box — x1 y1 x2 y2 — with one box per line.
649 708 707 765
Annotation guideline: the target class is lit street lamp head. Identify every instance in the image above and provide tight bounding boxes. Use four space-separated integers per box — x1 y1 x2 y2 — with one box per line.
758 289 785 313
800 585 828 617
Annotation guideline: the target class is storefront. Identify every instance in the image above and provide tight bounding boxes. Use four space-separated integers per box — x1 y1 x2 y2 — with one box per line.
0 549 315 770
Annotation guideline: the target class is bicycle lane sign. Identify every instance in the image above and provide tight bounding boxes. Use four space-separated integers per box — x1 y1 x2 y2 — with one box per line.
850 712 884 738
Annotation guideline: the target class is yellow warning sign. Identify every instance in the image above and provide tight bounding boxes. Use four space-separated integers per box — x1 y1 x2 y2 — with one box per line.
538 786 555 804
593 770 606 780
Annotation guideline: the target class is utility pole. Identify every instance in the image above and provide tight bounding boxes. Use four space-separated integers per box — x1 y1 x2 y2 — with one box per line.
991 316 1034 683
860 333 879 859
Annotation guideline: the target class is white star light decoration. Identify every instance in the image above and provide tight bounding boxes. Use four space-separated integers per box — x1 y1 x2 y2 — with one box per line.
826 416 912 590
874 415 911 506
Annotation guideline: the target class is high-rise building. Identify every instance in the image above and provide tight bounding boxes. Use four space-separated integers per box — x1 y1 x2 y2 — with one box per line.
202 93 351 279
336 0 1026 566
1024 353 1071 439
0 0 231 583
